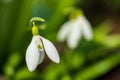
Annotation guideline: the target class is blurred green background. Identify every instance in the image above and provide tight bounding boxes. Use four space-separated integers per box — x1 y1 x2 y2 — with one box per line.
0 0 120 80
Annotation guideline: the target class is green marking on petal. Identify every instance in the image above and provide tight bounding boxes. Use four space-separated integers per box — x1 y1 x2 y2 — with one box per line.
38 44 43 51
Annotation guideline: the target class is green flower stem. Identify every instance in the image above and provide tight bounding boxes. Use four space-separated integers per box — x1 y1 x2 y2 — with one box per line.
74 53 120 80
30 17 45 36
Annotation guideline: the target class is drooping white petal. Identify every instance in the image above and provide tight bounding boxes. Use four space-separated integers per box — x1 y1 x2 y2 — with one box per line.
34 36 45 65
26 37 40 72
38 50 45 64
57 21 71 42
40 36 60 63
35 36 44 51
80 16 93 41
67 20 82 49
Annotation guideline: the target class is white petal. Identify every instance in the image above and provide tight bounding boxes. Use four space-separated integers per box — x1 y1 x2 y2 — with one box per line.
26 37 40 72
80 16 93 41
40 36 60 63
67 21 82 49
34 36 45 64
38 50 45 64
35 36 44 51
57 21 70 42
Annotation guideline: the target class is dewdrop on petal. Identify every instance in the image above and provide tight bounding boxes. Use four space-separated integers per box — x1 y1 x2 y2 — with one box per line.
57 9 93 49
26 17 60 72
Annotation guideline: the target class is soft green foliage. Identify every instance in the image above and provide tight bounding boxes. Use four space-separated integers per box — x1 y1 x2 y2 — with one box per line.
0 0 120 80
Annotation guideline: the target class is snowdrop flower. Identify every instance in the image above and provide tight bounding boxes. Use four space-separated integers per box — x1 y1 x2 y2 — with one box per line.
26 17 60 72
57 10 93 49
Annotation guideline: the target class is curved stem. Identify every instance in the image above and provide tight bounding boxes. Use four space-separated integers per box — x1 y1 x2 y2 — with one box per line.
30 17 45 27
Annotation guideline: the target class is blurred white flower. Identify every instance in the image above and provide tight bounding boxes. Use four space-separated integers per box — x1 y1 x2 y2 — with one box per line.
57 15 93 49
26 35 60 72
